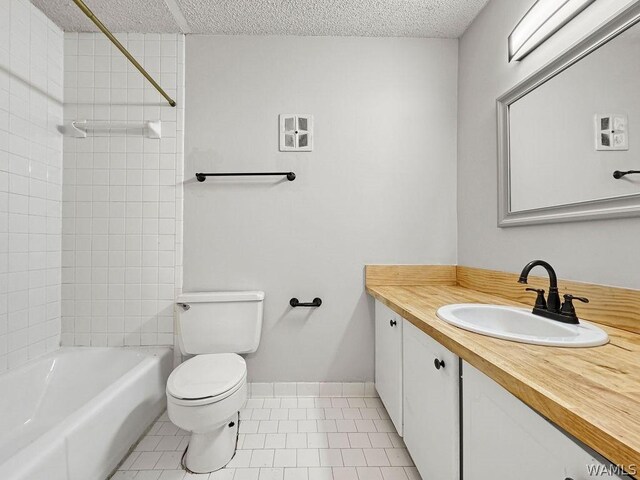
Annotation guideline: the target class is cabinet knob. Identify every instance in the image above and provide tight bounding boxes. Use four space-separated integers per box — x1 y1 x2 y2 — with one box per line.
434 358 445 370
389 319 397 327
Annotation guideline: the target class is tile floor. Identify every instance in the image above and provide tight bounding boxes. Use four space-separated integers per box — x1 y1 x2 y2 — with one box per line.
112 396 420 480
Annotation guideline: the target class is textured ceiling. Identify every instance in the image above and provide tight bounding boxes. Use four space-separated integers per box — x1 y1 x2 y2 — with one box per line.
30 0 182 33
32 0 490 37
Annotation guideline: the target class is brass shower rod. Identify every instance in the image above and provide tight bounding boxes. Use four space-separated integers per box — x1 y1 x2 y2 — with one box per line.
71 0 177 108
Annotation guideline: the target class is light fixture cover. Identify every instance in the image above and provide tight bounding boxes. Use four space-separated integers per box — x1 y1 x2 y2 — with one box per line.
508 0 596 62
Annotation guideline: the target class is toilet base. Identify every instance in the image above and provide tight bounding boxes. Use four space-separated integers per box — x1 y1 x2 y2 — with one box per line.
184 412 239 474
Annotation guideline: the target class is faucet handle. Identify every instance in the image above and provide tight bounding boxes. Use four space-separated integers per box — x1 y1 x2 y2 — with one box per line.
564 294 589 304
560 294 589 320
525 288 547 310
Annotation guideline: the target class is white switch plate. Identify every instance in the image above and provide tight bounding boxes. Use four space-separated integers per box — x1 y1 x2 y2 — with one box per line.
595 113 628 151
280 114 313 152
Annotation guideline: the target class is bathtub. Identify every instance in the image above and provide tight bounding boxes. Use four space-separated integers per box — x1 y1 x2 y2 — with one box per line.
0 347 173 480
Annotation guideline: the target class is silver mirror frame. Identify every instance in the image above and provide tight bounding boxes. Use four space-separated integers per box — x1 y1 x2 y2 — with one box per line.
497 1 640 227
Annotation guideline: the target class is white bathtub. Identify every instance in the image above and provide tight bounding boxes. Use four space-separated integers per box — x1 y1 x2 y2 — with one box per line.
0 347 173 480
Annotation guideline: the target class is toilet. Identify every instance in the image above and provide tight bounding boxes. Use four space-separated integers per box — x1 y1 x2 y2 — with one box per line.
167 291 265 473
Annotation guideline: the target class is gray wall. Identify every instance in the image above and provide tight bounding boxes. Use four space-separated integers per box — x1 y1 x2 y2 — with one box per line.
184 36 458 381
457 0 640 289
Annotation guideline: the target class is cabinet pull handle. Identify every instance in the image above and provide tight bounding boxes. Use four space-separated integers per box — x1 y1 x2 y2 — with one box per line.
389 319 397 327
434 358 445 370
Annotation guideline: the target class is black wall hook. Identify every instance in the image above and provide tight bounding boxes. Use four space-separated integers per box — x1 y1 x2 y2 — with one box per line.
290 297 322 308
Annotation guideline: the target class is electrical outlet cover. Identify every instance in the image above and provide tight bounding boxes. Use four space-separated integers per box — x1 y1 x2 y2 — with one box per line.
595 113 628 151
280 114 313 152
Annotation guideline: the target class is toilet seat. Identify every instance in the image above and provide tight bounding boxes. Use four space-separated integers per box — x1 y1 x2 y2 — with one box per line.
167 353 247 406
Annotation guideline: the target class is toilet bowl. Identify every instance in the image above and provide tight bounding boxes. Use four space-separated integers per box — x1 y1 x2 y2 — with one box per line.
166 353 248 473
168 290 264 473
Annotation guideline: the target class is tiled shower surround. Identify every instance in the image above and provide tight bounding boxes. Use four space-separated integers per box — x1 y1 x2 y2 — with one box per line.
0 0 64 371
61 33 184 347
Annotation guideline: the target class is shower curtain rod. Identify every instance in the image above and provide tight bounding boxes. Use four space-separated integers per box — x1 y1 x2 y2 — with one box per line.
71 0 177 108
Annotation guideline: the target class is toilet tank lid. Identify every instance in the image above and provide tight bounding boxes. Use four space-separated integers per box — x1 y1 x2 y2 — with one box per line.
176 291 265 303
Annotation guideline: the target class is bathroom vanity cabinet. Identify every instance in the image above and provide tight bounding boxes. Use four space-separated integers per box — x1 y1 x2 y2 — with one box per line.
373 300 626 480
403 319 460 480
374 301 403 434
463 362 624 480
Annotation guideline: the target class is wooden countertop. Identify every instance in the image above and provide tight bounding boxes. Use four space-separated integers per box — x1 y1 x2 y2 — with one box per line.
367 283 640 471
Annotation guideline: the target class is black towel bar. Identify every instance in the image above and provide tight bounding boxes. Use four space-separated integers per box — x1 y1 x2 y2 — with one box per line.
290 297 322 308
196 172 296 182
613 170 640 179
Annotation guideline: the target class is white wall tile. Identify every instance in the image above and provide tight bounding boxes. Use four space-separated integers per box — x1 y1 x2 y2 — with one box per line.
0 0 63 371
61 33 184 347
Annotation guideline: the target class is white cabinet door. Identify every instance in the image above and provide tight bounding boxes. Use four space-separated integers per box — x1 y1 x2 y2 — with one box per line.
374 300 403 435
403 320 460 480
463 361 624 480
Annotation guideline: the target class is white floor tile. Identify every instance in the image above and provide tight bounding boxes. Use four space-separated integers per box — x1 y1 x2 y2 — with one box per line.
137 435 163 451
306 433 328 449
274 449 297 467
114 393 397 480
120 451 141 470
244 434 267 449
362 449 390 467
373 420 395 433
132 451 163 470
278 420 298 433
327 433 349 449
308 467 333 480
156 435 184 451
379 467 408 480
158 470 186 480
335 420 357 433
240 421 260 434
367 434 392 449
354 420 376 433
297 449 320 467
317 420 337 433
332 467 357 480
266 434 287 449
286 433 308 449
136 472 163 480
319 449 343 467
384 449 413 467
297 420 318 433
228 450 253 468
112 472 138 480
259 421 279 434
235 469 260 480
211 468 236 480
284 467 309 480
341 449 366 467
259 468 284 480
154 451 183 470
347 433 371 449
250 449 275 468
356 467 383 480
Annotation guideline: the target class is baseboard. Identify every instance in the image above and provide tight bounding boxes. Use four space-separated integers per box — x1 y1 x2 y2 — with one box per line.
247 382 377 398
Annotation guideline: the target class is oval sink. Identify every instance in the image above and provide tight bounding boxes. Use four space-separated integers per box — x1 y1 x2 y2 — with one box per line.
436 304 609 347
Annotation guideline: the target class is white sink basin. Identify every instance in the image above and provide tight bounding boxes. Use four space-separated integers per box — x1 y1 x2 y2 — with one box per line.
436 304 609 347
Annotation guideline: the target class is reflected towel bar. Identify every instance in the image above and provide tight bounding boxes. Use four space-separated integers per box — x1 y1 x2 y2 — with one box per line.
290 298 322 308
613 170 640 179
196 172 296 182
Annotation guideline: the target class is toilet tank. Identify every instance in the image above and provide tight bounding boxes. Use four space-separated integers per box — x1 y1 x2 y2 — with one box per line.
176 291 265 355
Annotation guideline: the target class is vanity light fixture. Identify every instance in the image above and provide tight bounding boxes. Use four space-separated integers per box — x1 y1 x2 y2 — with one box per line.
508 0 596 62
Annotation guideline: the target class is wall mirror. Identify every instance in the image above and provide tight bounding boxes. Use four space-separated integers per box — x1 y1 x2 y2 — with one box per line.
498 2 640 226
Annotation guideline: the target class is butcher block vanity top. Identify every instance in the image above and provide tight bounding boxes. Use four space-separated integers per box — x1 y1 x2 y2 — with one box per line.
366 265 640 471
